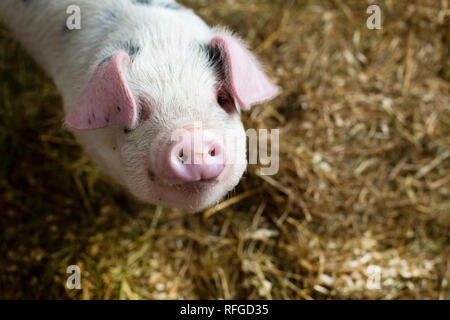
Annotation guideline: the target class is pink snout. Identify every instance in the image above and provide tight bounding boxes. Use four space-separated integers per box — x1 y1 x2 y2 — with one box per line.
168 130 226 182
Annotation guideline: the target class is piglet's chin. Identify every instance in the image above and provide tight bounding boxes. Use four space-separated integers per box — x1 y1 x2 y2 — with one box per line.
135 165 240 212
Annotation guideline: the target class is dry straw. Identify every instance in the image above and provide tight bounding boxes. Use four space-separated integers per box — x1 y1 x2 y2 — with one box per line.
0 0 448 299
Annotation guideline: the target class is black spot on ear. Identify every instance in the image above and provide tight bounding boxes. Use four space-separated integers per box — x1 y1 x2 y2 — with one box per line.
123 40 141 60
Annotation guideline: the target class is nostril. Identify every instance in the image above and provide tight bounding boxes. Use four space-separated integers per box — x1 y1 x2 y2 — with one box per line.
209 148 216 157
178 149 187 163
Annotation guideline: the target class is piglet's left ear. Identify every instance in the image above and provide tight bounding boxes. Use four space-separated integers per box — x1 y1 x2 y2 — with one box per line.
66 51 138 130
211 35 281 110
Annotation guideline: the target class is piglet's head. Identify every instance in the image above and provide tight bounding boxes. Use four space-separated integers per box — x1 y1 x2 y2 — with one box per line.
66 32 280 212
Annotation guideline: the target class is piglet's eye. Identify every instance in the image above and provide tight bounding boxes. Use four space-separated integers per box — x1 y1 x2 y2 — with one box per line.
124 99 151 134
217 95 228 106
217 91 236 114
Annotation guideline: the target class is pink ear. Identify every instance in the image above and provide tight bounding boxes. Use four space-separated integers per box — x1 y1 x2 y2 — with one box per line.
66 51 138 130
211 35 281 110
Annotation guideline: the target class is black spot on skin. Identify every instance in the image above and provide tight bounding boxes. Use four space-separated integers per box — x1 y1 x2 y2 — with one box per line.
161 2 183 10
98 55 113 66
123 40 141 60
105 116 110 123
204 43 226 73
88 119 92 125
117 106 121 112
97 9 120 36
132 0 153 4
98 41 138 67
131 0 184 10
203 42 238 114
124 128 132 134
108 9 118 19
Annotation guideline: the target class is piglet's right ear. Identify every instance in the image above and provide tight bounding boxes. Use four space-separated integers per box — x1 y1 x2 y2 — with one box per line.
66 51 138 130
211 35 281 111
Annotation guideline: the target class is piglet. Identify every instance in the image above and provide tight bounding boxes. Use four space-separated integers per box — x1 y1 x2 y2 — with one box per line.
0 0 280 211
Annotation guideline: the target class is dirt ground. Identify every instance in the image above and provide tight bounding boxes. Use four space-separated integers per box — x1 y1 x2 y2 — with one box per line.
0 0 449 299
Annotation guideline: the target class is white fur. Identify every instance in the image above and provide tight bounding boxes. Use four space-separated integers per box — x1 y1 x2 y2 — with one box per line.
0 0 254 211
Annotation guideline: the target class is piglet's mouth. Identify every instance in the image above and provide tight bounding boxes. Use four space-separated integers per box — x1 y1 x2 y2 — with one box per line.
149 168 222 193
143 171 228 211
166 180 220 193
